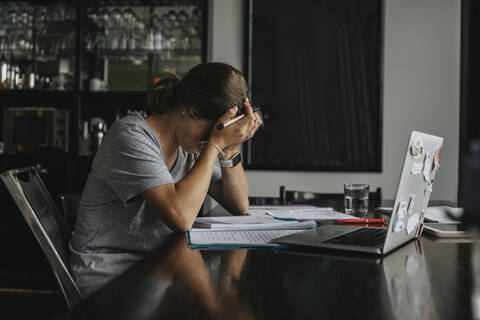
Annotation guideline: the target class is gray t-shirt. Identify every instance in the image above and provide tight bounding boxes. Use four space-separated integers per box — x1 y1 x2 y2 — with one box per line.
69 112 221 294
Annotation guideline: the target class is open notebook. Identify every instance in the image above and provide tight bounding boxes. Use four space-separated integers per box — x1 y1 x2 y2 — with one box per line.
187 215 317 248
187 229 313 248
187 205 359 248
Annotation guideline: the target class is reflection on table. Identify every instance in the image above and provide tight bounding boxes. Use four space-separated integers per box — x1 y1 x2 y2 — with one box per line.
64 229 474 320
67 234 254 319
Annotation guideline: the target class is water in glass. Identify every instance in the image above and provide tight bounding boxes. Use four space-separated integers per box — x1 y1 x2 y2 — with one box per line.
344 184 369 218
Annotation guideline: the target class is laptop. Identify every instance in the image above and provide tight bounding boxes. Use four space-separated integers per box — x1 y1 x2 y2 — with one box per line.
273 131 443 255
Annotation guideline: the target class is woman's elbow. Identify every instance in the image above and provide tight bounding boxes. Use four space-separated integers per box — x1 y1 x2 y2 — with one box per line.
171 223 192 233
163 209 194 233
169 217 193 233
231 198 249 215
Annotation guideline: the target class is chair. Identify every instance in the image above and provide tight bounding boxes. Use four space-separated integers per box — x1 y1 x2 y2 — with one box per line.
1 167 82 309
247 196 283 206
60 192 81 230
279 185 382 210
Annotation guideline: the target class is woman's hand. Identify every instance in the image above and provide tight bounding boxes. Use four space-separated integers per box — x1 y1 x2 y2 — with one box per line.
209 98 262 155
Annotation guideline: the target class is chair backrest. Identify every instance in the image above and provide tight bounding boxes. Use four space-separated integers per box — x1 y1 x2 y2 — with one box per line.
60 192 81 230
1 167 81 308
279 185 382 209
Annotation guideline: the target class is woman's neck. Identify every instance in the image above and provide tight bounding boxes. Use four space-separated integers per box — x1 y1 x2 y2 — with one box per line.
145 113 179 159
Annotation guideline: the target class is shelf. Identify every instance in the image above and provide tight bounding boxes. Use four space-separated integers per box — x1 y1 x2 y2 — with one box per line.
80 90 146 101
0 90 146 109
80 90 146 96
0 90 76 108
0 90 74 102
87 48 202 60
0 152 72 160
36 52 76 62
0 153 98 163
0 90 74 96
0 90 146 96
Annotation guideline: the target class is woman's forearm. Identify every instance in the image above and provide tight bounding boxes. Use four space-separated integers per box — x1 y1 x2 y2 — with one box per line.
173 145 221 218
217 162 249 215
142 144 220 232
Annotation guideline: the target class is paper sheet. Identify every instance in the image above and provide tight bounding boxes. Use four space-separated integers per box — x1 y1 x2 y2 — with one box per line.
248 205 333 216
192 220 316 231
376 206 463 223
424 206 463 223
188 229 305 246
264 209 359 221
195 215 278 225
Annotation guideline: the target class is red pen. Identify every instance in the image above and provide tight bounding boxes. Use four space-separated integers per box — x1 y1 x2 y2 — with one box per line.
337 218 388 224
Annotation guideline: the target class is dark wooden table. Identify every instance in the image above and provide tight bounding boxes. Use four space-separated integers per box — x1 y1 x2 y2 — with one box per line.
62 204 475 320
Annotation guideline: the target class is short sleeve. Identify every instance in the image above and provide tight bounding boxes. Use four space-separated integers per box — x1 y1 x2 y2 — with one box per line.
102 124 173 206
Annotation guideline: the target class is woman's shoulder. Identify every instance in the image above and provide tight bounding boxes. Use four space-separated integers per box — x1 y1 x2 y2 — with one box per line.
96 112 160 158
112 111 146 130
109 112 155 139
92 112 164 171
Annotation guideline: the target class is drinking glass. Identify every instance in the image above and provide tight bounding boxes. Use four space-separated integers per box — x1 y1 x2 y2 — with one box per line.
344 184 370 218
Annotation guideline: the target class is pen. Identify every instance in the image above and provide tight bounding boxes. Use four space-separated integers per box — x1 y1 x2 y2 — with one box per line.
336 218 388 224
217 106 261 130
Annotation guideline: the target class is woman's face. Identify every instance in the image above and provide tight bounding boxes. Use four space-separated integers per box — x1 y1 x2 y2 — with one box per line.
177 109 215 153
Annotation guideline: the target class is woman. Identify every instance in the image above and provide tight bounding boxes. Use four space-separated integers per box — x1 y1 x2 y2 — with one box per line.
70 62 262 293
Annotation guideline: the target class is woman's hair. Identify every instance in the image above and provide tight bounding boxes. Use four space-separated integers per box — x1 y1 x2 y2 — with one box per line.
144 62 248 120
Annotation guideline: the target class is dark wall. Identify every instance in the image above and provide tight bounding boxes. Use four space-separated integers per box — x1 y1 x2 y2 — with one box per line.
246 0 383 172
459 0 480 205
460 0 480 153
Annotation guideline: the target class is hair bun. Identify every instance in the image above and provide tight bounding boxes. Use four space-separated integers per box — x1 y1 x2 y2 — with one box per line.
144 70 180 116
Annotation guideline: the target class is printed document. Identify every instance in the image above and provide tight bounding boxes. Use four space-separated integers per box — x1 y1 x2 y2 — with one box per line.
188 229 306 247
193 216 316 230
266 209 358 221
247 206 358 221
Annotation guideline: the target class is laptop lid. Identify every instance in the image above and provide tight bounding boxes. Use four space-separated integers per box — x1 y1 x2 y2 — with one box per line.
382 131 443 254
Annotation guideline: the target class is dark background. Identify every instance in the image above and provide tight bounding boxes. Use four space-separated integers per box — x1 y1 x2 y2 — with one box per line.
245 0 383 171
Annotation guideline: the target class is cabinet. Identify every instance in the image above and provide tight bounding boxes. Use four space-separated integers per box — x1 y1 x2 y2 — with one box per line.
0 0 207 91
0 0 209 285
0 0 208 192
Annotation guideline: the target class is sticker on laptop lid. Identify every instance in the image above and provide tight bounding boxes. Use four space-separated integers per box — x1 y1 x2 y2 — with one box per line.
407 195 415 215
392 199 408 232
406 213 420 235
411 162 423 175
410 138 424 159
415 210 425 238
423 152 432 182
424 180 433 196
433 146 442 171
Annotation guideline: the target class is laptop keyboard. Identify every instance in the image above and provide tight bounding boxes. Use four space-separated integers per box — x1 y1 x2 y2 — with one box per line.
325 228 388 247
